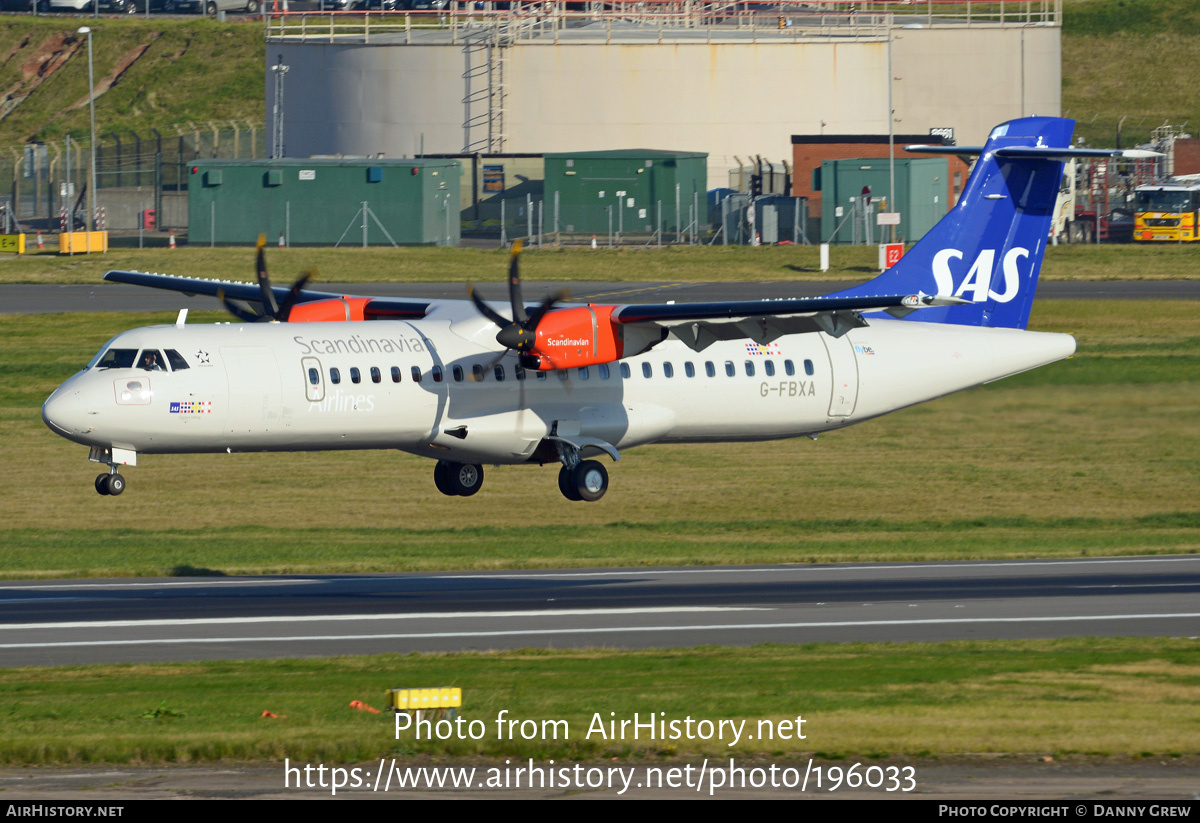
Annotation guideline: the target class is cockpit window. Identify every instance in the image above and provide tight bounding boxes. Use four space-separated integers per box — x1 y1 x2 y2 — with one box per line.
94 348 138 370
138 350 166 372
165 349 190 371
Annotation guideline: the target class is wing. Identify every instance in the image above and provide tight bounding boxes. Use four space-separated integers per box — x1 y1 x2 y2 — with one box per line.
103 270 431 321
609 293 968 352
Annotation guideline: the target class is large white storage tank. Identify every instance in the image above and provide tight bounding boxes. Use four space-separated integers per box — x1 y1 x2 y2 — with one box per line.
266 5 1061 188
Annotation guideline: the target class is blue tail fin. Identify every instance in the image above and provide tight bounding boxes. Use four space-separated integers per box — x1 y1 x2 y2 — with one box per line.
826 116 1075 329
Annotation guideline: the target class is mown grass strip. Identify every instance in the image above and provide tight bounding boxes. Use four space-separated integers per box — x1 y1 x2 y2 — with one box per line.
1 639 1197 764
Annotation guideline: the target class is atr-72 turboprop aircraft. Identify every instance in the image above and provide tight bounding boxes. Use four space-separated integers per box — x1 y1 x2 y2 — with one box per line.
43 117 1137 502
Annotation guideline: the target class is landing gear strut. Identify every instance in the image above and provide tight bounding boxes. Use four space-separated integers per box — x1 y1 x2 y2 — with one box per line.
433 460 484 497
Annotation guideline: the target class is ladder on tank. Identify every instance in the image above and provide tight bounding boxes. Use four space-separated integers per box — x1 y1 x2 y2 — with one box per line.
461 22 510 154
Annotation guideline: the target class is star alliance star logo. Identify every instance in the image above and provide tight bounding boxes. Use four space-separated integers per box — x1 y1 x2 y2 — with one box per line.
195 349 211 364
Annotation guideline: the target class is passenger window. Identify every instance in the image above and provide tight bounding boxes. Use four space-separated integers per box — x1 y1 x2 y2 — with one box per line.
785 359 795 376
536 370 547 381
308 367 319 385
598 363 610 380
350 367 361 384
642 363 652 378
370 366 381 384
494 365 505 381
804 359 815 376
391 366 402 383
725 361 735 377
453 365 464 382
764 360 775 377
620 363 631 379
515 366 526 381
663 362 674 378
411 366 422 383
558 369 569 381
578 366 589 381
431 366 443 383
330 367 341 384
705 361 716 378
745 361 755 377
165 349 190 371
472 364 485 382
684 362 695 378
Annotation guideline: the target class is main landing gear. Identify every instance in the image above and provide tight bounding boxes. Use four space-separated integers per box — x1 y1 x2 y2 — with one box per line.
433 460 485 497
555 441 609 502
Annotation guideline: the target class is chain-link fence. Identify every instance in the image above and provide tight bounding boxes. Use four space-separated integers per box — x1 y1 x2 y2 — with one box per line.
0 123 266 234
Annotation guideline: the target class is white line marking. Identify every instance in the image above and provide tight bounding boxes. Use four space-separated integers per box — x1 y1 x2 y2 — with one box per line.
0 606 769 632
2 613 1197 650
0 579 313 592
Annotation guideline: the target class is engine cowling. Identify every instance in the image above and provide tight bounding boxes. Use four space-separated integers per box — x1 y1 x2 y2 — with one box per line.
526 305 623 370
287 297 372 322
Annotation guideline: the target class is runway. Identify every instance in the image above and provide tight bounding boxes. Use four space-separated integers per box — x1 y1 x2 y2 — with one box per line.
2 555 1197 667
2 279 1198 315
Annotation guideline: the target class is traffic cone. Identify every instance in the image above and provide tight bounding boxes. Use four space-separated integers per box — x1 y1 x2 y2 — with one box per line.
36 231 43 251
168 230 176 249
591 234 597 250
278 232 285 248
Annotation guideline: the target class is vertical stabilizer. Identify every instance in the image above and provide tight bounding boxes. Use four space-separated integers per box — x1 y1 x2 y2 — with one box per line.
826 116 1075 329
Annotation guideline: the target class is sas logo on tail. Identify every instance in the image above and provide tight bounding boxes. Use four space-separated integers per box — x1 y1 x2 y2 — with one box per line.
932 248 1029 303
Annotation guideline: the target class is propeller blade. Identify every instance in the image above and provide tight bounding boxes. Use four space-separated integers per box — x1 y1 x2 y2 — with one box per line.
469 284 513 329
524 290 568 331
218 287 267 323
255 234 280 319
277 270 314 322
508 240 527 325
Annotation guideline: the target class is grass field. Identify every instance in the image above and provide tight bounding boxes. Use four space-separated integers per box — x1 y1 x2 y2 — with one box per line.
3 639 1198 764
2 297 1197 577
2 240 1200 286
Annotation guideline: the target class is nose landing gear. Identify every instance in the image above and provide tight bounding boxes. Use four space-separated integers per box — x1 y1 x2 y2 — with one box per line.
94 471 126 496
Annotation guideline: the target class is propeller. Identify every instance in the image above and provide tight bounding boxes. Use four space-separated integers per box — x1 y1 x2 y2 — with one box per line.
469 240 566 361
219 235 314 322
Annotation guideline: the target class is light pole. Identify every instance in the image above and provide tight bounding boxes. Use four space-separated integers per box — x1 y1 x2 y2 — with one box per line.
78 27 96 233
270 55 289 160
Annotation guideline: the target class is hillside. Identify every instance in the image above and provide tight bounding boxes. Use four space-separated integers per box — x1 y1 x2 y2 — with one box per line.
0 17 262 146
0 2 1194 152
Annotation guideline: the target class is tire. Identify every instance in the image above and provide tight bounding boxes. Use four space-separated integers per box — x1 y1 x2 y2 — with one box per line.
125 0 138 13
571 460 608 502
433 460 456 496
95 474 111 496
245 0 257 11
163 0 174 10
205 0 215 14
106 474 126 496
448 462 483 497
36 0 49 10
558 465 581 501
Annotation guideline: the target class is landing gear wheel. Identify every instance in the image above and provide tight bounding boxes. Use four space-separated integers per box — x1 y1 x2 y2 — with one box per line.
245 0 257 10
125 1 138 13
571 460 608 502
448 462 483 497
558 465 581 501
106 474 126 496
95 474 111 496
205 0 216 14
433 460 456 496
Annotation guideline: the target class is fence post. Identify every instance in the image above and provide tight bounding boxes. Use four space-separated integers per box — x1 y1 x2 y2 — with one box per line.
675 183 681 244
362 200 368 248
656 200 662 247
526 193 532 240
607 205 612 248
500 198 507 247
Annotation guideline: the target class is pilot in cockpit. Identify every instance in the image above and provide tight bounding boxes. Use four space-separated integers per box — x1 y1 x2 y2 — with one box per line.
140 351 165 371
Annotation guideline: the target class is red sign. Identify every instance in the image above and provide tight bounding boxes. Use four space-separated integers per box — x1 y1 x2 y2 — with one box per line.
884 243 905 268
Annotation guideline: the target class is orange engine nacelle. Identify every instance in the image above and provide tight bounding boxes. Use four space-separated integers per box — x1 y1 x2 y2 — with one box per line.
529 305 623 370
287 297 372 322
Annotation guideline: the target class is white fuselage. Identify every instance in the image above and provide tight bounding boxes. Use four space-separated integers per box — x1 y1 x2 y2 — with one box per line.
43 302 1076 466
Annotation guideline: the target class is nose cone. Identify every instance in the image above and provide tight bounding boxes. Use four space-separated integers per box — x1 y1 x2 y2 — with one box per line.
42 386 90 441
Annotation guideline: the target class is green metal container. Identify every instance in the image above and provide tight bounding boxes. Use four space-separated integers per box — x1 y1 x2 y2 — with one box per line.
816 157 948 245
187 158 462 246
544 150 707 235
